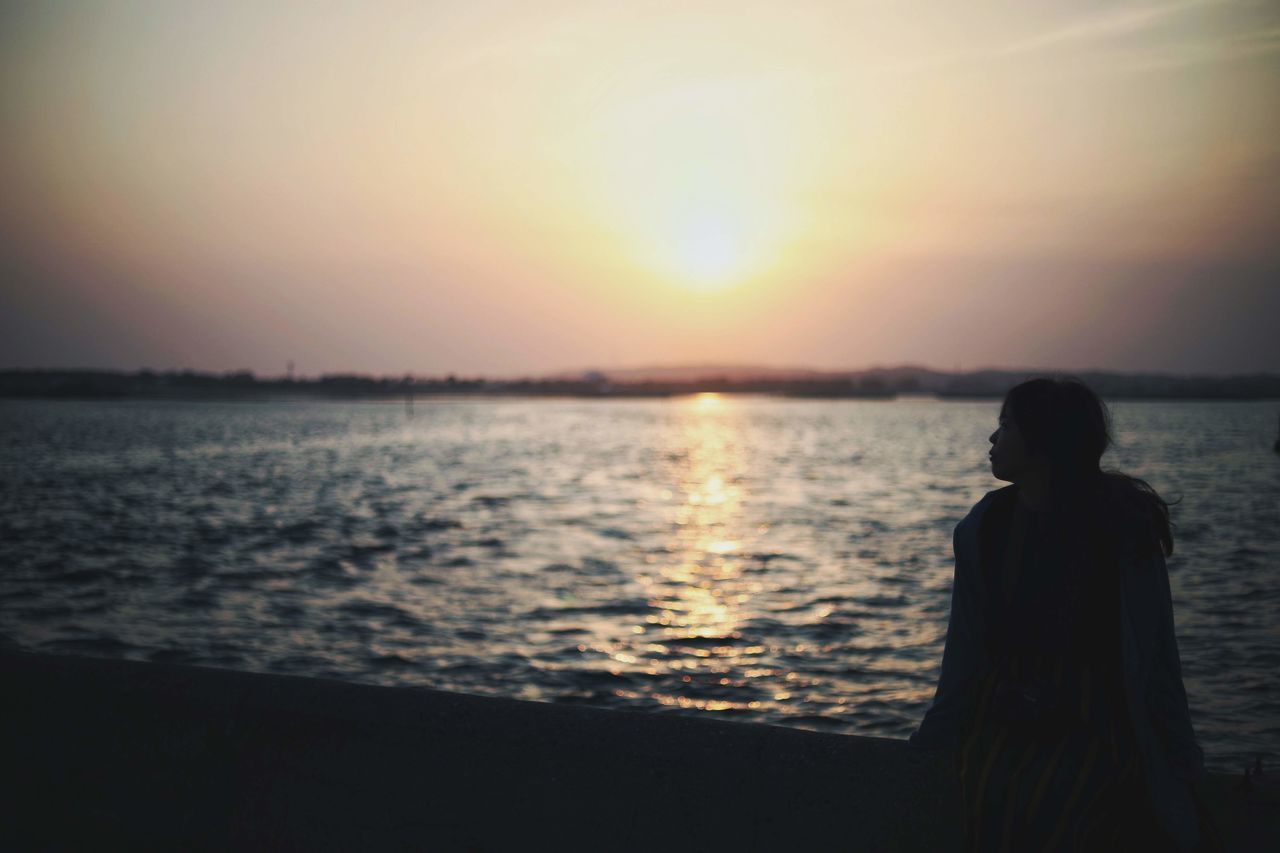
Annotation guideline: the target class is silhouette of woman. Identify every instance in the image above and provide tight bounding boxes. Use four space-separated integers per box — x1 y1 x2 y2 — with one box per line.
908 377 1215 852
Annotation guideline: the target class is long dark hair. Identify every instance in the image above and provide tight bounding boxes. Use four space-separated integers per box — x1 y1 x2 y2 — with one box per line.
1001 376 1175 559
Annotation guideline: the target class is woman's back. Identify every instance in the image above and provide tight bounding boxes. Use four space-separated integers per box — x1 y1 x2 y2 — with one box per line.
978 486 1129 680
959 485 1167 851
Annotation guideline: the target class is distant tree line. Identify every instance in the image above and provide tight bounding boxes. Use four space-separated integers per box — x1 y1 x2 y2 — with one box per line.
0 367 1277 400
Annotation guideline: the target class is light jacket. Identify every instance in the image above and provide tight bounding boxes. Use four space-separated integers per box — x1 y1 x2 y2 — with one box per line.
907 486 1205 851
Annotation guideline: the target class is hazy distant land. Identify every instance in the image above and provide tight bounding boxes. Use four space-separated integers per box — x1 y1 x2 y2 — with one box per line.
2 366 1278 400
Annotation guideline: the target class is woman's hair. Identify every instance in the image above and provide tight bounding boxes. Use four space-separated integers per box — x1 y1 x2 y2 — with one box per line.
1001 376 1175 558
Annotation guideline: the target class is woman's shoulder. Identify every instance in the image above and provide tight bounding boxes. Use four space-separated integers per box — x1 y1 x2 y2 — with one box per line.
954 485 1017 541
965 484 1018 519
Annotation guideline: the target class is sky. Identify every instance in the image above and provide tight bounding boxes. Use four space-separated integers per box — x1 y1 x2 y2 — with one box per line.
1 0 1278 378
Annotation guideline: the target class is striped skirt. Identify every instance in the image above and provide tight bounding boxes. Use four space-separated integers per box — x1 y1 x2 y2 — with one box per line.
955 654 1175 852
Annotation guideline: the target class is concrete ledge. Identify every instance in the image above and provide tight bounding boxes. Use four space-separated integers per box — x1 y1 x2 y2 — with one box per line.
1 652 1274 851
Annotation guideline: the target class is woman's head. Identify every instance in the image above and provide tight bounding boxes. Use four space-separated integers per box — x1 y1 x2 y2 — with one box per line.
991 377 1111 485
990 375 1174 557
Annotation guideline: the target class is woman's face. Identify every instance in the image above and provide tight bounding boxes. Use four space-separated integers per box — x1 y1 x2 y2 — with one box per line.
988 407 1033 482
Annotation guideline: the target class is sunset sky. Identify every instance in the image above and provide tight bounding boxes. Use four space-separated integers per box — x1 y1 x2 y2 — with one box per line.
2 1 1277 377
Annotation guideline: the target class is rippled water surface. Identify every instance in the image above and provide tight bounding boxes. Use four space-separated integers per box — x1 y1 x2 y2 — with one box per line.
1 396 1276 771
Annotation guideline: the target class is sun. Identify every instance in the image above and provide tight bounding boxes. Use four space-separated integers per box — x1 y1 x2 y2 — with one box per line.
607 173 780 294
674 217 738 283
580 75 806 294
663 208 754 292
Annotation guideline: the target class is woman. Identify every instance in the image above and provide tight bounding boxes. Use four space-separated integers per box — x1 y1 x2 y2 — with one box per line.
908 377 1212 852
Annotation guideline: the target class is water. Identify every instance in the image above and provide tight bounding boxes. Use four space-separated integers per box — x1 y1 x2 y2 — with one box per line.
1 396 1276 772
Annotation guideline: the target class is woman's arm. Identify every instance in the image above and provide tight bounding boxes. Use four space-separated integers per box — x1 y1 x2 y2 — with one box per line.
907 517 992 750
1145 548 1205 780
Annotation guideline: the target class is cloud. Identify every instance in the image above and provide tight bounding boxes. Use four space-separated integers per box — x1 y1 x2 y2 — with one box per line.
995 0 1219 56
1116 24 1280 72
871 0 1251 78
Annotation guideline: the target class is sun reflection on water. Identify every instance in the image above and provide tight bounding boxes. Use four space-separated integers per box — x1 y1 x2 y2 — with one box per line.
630 392 776 713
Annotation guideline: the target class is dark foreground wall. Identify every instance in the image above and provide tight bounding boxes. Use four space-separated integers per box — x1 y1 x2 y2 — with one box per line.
2 652 1275 852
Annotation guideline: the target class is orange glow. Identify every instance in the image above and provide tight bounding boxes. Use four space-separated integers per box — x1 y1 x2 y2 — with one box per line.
692 392 723 415
1 2 1276 374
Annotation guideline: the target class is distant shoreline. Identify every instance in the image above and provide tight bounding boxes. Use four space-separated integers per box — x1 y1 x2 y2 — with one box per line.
4 391 1279 404
3 367 1279 401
